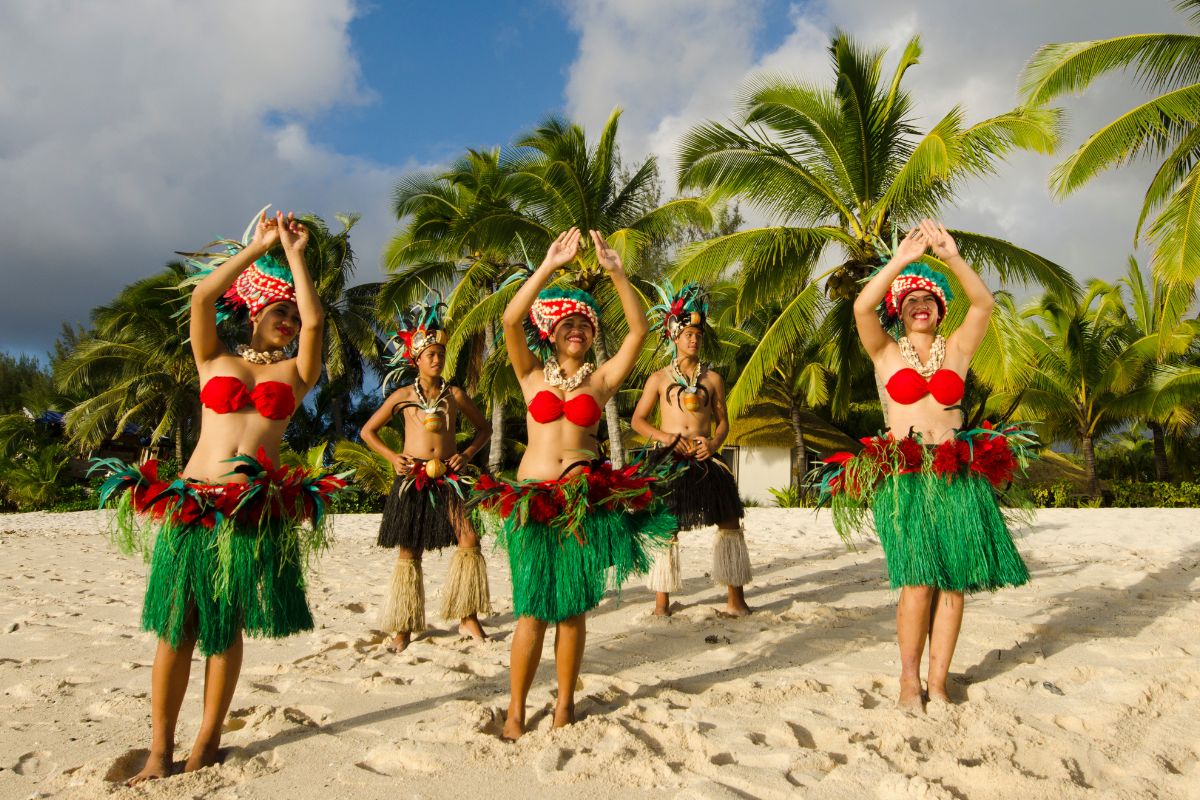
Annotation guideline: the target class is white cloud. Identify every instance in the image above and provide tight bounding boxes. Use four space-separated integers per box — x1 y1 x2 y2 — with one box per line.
563 0 1193 289
0 0 403 353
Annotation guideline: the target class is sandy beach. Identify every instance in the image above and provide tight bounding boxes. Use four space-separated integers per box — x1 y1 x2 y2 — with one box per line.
1 508 1197 799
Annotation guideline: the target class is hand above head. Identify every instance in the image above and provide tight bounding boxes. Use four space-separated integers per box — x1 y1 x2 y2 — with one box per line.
892 226 929 266
541 228 582 271
918 219 959 261
248 210 280 252
277 211 310 255
590 230 623 273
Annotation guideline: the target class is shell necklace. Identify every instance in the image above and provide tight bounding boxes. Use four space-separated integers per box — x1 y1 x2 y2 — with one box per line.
671 359 706 412
413 378 449 432
671 359 706 390
236 344 288 365
544 357 594 391
898 335 946 378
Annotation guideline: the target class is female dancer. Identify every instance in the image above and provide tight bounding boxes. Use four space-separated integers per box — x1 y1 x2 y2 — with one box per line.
361 298 493 652
827 219 1030 711
94 210 341 782
479 228 674 740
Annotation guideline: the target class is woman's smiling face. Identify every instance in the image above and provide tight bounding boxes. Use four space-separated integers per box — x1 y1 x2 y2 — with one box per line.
553 314 595 358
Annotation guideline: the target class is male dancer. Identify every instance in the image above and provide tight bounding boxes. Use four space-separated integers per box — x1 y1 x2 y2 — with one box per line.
361 298 493 652
632 282 751 616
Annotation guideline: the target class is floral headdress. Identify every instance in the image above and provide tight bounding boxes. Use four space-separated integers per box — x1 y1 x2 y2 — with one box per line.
879 263 953 332
648 280 711 356
177 205 297 324
526 287 601 360
382 295 450 390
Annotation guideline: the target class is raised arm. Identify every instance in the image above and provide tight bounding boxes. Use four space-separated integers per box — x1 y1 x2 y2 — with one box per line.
852 227 929 360
502 228 582 380
360 388 411 476
278 212 324 387
591 230 648 393
447 387 493 473
190 211 278 366
919 219 994 361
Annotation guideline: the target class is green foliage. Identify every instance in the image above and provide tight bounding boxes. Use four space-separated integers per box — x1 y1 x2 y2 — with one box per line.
768 485 811 508
1021 7 1200 284
677 30 1072 429
0 444 69 510
1028 479 1200 507
0 352 55 414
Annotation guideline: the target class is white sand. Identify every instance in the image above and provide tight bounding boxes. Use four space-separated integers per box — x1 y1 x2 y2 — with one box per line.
1 508 1198 799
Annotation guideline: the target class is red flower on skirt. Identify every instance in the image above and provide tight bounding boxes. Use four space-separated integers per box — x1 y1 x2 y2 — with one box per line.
932 439 970 477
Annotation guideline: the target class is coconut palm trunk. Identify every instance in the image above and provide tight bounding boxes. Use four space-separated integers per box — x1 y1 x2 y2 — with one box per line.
1148 421 1171 482
592 330 624 467
1081 433 1098 497
175 420 184 465
790 403 809 495
483 318 506 473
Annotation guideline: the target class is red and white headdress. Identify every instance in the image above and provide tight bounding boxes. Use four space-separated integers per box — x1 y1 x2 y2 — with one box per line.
223 255 296 318
880 263 953 330
528 287 600 355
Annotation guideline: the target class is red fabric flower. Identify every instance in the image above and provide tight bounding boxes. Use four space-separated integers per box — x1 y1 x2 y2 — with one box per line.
932 439 970 477
970 434 1016 486
529 491 560 524
897 438 925 473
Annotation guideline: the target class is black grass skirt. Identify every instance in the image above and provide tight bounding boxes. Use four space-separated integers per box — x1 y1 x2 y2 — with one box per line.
665 456 744 530
377 477 463 551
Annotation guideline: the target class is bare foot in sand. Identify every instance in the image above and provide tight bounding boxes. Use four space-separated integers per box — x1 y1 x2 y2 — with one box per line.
926 685 951 704
899 676 925 712
553 701 575 728
725 586 751 616
126 751 172 786
385 632 411 653
459 616 486 641
183 739 220 773
653 592 672 617
501 708 525 741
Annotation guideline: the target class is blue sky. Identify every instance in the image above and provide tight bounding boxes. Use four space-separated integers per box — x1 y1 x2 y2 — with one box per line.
0 0 1189 357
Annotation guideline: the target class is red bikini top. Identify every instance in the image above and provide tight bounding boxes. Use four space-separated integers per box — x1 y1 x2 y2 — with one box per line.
527 390 603 427
200 376 296 421
885 368 965 406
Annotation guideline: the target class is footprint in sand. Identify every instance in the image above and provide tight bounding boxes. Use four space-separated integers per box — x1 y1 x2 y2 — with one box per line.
356 743 445 776
12 750 56 776
102 748 150 783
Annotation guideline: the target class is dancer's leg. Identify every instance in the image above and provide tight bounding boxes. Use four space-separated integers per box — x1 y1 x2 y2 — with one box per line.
503 616 548 740
446 527 487 641
553 614 586 727
896 585 934 711
184 630 243 772
714 520 751 616
925 589 964 703
382 548 423 652
126 635 197 785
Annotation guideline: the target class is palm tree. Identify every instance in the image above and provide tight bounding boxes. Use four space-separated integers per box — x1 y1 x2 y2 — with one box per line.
422 113 713 466
381 148 525 472
1093 257 1200 479
675 32 1076 420
1002 288 1150 496
55 266 198 462
302 214 381 442
1021 0 1200 284
500 110 713 465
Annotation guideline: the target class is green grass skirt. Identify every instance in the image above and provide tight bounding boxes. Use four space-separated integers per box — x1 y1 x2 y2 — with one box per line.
495 506 676 623
142 517 314 656
872 472 1029 592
